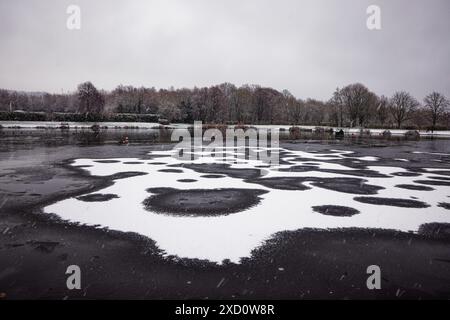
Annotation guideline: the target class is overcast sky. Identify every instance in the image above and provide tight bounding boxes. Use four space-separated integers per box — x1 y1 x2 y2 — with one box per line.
0 0 449 100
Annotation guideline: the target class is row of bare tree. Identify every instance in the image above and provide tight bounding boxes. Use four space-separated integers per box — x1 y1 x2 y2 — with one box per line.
1 82 449 129
330 84 450 130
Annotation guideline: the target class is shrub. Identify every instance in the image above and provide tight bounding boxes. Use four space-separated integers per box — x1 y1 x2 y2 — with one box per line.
289 126 301 139
404 130 420 140
382 130 392 139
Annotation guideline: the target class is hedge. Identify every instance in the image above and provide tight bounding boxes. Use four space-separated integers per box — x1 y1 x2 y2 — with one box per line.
0 111 159 123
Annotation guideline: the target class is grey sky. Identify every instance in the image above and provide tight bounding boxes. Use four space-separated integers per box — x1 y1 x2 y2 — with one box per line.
0 0 449 100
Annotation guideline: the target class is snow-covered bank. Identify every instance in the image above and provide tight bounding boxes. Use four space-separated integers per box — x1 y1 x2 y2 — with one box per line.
2 121 450 138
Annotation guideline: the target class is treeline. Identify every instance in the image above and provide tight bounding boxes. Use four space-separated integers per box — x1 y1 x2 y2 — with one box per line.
1 82 449 129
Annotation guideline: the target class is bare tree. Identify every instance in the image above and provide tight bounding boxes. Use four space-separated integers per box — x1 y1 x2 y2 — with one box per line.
206 85 226 123
159 100 181 121
329 87 344 127
375 95 390 127
0 89 11 111
77 82 105 116
283 90 303 125
305 99 327 126
424 92 449 132
252 87 279 124
389 91 419 128
4 82 450 130
338 83 377 128
191 87 208 122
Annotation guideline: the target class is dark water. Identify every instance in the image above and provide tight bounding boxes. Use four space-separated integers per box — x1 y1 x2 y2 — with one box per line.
2 126 450 148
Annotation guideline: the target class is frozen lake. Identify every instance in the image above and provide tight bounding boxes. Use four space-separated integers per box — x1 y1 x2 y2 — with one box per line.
2 129 450 299
43 145 450 264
